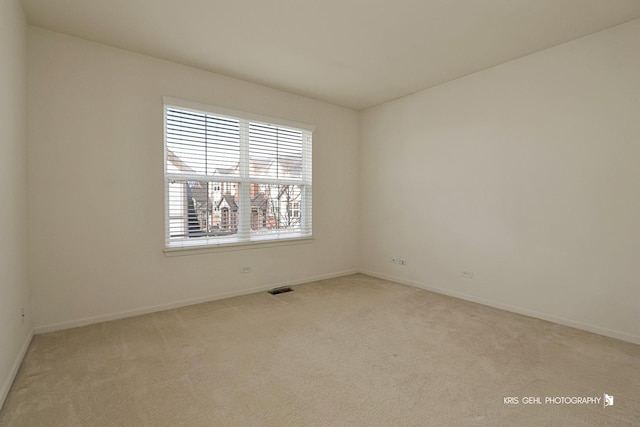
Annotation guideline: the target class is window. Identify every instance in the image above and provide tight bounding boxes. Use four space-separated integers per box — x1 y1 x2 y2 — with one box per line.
164 97 313 249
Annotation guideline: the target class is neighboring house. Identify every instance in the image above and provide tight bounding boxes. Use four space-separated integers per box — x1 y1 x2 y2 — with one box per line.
216 194 239 233
250 191 270 230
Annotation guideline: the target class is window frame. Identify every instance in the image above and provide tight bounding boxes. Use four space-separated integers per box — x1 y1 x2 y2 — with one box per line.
163 97 314 252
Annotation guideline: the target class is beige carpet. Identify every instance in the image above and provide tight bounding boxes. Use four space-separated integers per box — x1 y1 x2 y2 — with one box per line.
1 274 638 426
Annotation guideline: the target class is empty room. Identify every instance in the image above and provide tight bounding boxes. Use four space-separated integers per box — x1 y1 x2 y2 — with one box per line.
1 0 639 425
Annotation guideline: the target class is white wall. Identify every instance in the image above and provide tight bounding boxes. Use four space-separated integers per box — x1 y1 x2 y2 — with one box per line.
28 27 359 331
359 19 640 343
0 0 32 407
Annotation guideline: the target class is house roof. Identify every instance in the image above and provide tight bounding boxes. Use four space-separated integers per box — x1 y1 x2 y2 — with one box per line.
251 193 268 209
216 194 238 211
167 150 196 174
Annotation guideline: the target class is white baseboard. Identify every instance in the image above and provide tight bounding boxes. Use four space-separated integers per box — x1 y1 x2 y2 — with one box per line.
33 269 360 335
360 269 640 345
0 330 33 411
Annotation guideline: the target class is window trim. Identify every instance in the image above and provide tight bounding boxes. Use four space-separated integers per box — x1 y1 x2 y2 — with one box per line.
163 97 315 252
163 235 314 256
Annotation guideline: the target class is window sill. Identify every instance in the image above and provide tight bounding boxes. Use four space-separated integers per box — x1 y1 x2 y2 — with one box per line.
163 235 314 256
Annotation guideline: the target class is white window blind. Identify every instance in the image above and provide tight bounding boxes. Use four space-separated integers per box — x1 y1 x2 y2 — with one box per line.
164 97 313 249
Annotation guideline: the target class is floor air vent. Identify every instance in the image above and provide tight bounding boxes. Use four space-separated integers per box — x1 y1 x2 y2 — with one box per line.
268 286 293 295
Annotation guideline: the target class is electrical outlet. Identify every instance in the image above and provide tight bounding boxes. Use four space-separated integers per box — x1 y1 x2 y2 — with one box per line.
399 259 407 265
462 271 474 279
241 267 252 274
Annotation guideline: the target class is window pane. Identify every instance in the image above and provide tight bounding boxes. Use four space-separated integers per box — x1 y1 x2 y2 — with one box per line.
166 109 207 175
166 108 240 177
167 179 239 241
206 115 240 176
249 123 303 180
249 183 303 235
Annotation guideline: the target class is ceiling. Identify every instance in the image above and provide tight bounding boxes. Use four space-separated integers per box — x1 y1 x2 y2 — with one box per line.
21 0 640 110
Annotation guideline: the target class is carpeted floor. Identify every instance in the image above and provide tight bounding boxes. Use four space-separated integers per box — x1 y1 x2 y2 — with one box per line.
1 274 638 426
